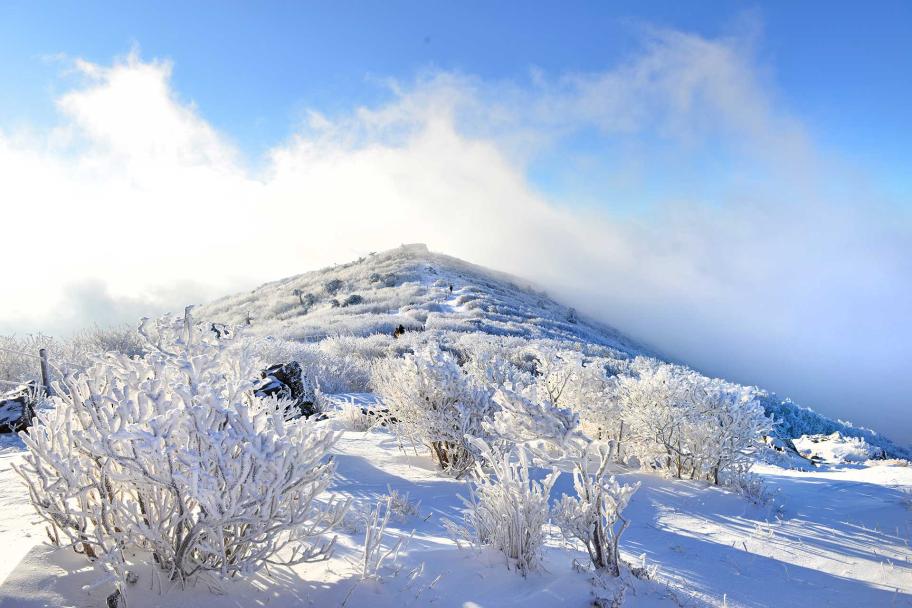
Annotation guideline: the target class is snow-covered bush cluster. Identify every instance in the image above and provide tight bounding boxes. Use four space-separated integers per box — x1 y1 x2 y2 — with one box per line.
244 335 376 395
338 399 377 432
398 339 771 575
14 310 347 597
615 364 771 484
452 339 771 487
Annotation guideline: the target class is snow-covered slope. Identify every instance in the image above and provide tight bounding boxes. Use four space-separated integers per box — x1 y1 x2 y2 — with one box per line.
198 244 910 459
198 243 645 355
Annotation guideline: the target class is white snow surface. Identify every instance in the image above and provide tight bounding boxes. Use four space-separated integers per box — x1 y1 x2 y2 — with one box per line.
1 415 911 607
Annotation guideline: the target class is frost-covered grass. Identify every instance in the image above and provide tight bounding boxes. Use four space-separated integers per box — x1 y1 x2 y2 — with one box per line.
0 325 144 388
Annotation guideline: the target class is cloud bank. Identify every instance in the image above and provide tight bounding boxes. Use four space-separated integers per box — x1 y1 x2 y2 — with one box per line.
1 27 909 441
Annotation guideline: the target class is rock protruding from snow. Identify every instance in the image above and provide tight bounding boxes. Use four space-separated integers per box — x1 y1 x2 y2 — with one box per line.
0 382 38 433
759 435 816 469
254 362 317 418
792 432 886 464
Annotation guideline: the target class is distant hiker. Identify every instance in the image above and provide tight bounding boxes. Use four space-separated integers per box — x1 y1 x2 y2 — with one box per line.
449 284 453 293
393 324 406 338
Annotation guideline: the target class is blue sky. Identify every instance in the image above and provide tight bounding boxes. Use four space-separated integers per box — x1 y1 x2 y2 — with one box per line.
1 1 909 198
0 2 910 441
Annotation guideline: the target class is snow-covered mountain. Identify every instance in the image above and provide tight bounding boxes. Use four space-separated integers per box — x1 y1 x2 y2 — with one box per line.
198 243 646 354
198 243 910 459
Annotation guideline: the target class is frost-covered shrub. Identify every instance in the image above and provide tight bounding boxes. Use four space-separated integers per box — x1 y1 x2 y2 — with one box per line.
485 387 640 577
1 325 145 388
551 444 639 576
293 290 319 312
268 296 300 318
690 384 771 483
14 311 347 596
324 279 345 295
522 349 630 458
337 400 377 432
900 488 912 511
302 348 372 393
459 339 535 392
320 333 392 362
0 333 57 386
446 439 557 576
361 497 412 580
385 485 421 521
70 324 146 360
371 343 494 475
722 466 773 506
247 336 372 394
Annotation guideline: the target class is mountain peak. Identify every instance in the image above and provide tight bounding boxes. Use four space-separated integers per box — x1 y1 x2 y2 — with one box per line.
197 245 645 355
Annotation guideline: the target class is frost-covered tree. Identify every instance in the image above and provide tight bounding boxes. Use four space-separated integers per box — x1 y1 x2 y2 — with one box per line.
618 365 694 476
371 343 494 475
687 381 771 484
14 310 347 599
619 364 770 483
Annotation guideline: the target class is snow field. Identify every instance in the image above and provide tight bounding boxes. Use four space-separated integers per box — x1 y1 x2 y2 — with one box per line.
2 423 911 607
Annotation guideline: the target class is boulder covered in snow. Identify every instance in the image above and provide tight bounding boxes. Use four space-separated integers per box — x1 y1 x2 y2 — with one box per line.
0 382 38 433
792 432 886 464
254 362 317 418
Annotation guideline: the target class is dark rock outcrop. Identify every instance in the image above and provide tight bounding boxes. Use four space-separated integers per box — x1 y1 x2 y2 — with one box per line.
0 382 39 433
254 362 318 418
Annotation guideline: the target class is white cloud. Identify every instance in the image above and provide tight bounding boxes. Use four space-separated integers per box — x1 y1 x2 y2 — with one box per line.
1 29 909 442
